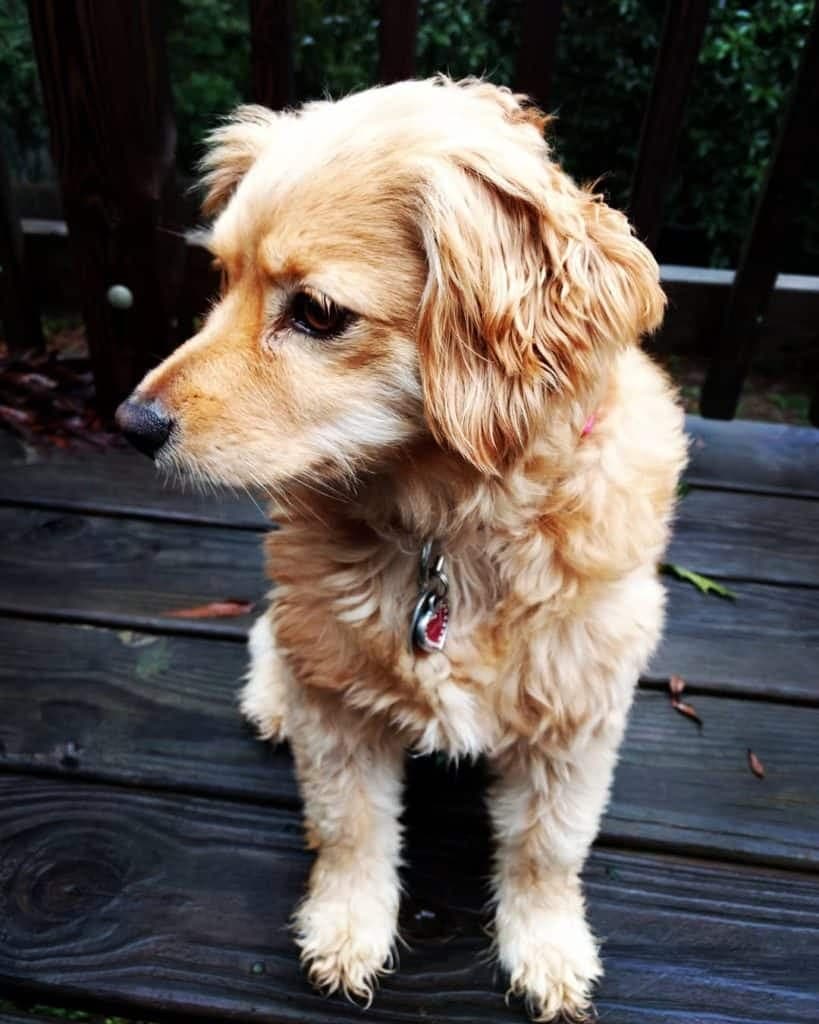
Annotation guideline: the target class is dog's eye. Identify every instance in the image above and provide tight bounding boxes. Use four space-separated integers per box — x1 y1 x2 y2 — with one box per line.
289 291 350 339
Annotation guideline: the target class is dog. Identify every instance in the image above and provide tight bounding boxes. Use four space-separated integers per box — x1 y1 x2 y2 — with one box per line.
117 77 686 1021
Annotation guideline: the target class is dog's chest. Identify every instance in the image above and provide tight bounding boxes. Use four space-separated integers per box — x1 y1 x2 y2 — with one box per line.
338 546 525 757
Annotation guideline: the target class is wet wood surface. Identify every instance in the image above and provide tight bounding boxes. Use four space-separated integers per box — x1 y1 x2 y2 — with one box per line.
1 776 817 1024
0 422 817 1021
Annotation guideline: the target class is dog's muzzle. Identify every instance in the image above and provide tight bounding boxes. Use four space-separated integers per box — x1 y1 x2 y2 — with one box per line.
115 395 173 458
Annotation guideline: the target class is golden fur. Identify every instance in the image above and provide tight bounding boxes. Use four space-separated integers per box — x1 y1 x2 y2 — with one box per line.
133 77 687 1021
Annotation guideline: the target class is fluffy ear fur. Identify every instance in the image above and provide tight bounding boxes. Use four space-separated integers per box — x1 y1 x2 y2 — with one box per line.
416 82 665 475
199 105 281 216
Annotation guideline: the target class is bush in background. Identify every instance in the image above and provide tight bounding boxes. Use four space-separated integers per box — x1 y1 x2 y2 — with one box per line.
1 0 815 271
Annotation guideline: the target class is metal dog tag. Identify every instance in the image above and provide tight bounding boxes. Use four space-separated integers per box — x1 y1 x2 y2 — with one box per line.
409 540 450 654
411 590 450 653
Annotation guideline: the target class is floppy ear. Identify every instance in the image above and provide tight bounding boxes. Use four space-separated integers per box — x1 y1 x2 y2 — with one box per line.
416 88 665 475
199 105 281 216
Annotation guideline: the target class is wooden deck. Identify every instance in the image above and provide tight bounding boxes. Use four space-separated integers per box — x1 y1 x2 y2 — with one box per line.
0 416 818 1023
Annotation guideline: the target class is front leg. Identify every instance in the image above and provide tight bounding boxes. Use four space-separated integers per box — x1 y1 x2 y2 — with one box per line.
240 611 290 742
288 688 405 1003
489 730 623 1022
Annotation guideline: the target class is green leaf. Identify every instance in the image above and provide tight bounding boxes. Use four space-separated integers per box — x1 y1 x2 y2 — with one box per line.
660 563 736 600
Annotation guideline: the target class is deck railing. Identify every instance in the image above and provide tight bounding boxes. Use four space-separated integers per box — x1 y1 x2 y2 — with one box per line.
1 0 817 424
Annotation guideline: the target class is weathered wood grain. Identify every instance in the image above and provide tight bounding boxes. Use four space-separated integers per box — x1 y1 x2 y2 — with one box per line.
0 432 267 528
0 1015 67 1024
0 492 817 655
668 487 819 586
1 619 817 868
6 415 819 527
0 619 298 804
0 776 816 1024
0 503 817 695
651 575 819 702
0 507 267 637
686 415 819 498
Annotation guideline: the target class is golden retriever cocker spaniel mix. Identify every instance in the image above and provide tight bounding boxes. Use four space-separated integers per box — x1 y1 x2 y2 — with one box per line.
117 77 686 1021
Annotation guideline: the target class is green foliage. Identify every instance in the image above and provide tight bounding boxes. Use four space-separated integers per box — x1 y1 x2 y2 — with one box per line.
164 0 250 172
1 0 816 271
660 563 737 599
0 0 49 178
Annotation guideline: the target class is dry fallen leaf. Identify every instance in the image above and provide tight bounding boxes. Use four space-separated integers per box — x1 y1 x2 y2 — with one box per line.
671 698 703 729
669 674 686 697
747 749 765 779
163 600 253 619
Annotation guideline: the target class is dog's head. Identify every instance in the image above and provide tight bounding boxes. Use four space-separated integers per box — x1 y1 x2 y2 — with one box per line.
117 78 664 487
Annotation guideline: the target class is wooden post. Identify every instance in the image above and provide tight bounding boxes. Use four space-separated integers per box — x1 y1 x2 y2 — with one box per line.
514 0 562 112
27 0 186 416
378 0 418 83
700 4 819 420
250 0 295 110
0 141 43 354
628 0 709 251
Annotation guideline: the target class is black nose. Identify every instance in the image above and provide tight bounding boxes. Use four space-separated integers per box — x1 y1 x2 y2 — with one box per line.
115 396 173 458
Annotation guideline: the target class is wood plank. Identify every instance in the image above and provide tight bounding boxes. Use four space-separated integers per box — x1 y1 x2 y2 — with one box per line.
0 619 298 804
668 488 819 586
5 415 819 531
27 0 186 414
1 619 817 868
1 489 817 652
685 415 819 498
628 0 709 251
0 775 817 1023
0 501 817 697
0 431 268 528
0 507 267 637
0 1015 69 1024
652 576 819 703
701 3 819 419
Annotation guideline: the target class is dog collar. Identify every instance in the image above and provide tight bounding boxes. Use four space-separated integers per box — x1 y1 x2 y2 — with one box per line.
409 539 450 654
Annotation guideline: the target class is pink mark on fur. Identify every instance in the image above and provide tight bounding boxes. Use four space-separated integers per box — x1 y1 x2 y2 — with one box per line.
581 412 597 437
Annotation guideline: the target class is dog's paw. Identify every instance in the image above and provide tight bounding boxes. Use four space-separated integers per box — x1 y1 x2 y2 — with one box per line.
240 615 289 742
498 911 601 1022
294 889 398 1004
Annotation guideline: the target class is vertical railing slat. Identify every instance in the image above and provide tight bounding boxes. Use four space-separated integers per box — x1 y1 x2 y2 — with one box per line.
701 4 819 420
514 0 562 111
249 0 295 110
0 145 43 354
378 0 419 84
628 0 709 252
27 0 185 416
